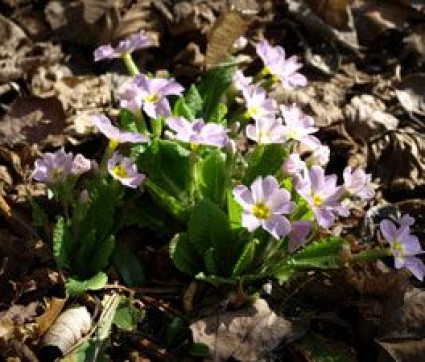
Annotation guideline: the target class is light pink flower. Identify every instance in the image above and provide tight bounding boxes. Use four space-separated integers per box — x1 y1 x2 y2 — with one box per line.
343 166 374 200
107 152 145 189
246 118 286 144
233 176 294 239
256 39 307 89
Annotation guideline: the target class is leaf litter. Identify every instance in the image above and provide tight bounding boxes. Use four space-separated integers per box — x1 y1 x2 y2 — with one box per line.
1 0 425 361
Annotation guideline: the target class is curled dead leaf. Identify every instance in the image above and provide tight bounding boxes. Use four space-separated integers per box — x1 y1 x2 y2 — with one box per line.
369 127 425 195
41 305 92 356
395 73 425 116
345 94 399 140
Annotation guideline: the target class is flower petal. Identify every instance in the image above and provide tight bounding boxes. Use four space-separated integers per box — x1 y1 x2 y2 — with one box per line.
262 214 291 239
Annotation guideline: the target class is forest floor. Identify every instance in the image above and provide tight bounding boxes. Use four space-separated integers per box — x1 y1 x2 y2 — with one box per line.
1 0 425 361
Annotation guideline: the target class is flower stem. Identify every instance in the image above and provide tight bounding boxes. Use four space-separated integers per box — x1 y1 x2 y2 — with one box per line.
122 52 140 76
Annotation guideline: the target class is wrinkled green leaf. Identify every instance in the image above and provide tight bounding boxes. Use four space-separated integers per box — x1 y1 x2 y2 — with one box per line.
198 149 227 205
296 332 356 362
289 236 346 269
232 238 257 277
112 243 145 287
137 139 191 197
170 233 203 276
53 217 69 270
199 64 236 122
113 297 144 331
90 235 115 275
243 144 287 185
66 272 108 296
188 199 234 276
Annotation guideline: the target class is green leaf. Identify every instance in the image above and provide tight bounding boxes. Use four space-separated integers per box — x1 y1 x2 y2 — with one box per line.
189 343 210 358
112 243 145 287
90 235 116 275
170 233 202 276
203 248 218 275
29 198 48 229
273 265 296 285
113 297 144 331
243 144 287 185
119 108 139 133
137 139 191 197
198 149 226 205
66 272 108 296
185 84 203 117
173 97 195 120
232 239 257 276
145 180 188 222
195 273 238 287
166 317 188 347
199 64 236 122
53 217 69 270
289 236 346 269
118 198 166 234
188 199 234 276
296 332 356 362
227 189 242 230
209 102 228 124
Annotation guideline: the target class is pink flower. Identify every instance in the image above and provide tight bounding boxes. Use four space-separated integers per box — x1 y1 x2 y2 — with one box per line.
33 149 91 185
280 104 318 148
245 118 286 144
94 31 153 61
120 74 184 119
288 220 312 253
343 166 374 200
91 115 149 146
233 176 294 239
256 39 307 89
380 215 425 281
107 152 145 189
166 117 229 148
294 166 348 229
282 153 306 175
242 85 278 121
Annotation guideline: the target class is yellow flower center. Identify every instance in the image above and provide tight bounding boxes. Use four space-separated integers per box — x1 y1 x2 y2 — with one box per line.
109 139 119 150
313 194 322 207
144 93 160 104
112 164 128 178
247 106 259 118
392 241 405 258
287 128 299 140
49 168 64 181
252 202 270 220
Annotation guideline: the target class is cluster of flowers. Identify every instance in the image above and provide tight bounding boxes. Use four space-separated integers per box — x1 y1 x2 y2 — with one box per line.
32 31 424 280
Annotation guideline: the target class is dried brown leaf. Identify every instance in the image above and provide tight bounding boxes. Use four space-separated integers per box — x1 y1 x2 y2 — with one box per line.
190 298 300 361
395 73 425 116
345 94 399 140
304 0 350 29
36 297 67 338
377 288 425 361
205 9 252 68
352 0 425 47
0 97 66 147
369 127 425 194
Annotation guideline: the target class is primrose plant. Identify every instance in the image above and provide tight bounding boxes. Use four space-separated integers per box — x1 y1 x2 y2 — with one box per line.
32 30 424 295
